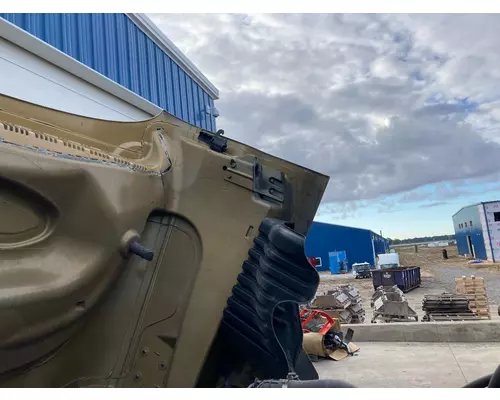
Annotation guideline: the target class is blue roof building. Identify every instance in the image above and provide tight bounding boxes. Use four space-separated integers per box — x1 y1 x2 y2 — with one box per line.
453 200 500 261
0 13 218 128
305 222 389 273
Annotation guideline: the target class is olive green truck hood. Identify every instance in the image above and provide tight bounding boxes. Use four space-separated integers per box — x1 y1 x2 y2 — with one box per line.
0 94 328 387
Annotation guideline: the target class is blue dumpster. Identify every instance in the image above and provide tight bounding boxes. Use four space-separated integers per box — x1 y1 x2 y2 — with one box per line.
371 266 421 293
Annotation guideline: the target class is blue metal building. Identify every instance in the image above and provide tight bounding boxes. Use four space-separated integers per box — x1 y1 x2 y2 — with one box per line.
453 200 500 261
0 13 218 128
305 222 389 273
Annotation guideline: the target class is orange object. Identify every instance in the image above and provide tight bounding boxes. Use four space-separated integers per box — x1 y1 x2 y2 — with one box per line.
300 308 336 335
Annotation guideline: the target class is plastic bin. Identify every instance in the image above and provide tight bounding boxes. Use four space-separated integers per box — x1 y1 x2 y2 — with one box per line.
371 266 421 293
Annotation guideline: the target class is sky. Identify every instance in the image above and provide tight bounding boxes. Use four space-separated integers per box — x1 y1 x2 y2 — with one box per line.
149 13 500 239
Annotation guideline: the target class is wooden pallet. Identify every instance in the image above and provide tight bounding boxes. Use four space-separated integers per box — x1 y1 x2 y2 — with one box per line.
456 280 485 285
457 289 487 296
472 314 491 320
469 307 491 316
469 306 489 312
456 289 486 295
455 277 487 294
468 302 489 308
470 310 491 318
464 297 489 309
455 276 491 320
457 285 486 291
468 302 491 317
461 293 488 301
456 276 485 282
456 285 486 294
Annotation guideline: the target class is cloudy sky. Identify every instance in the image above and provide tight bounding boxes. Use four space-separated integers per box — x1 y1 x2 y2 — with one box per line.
149 13 500 239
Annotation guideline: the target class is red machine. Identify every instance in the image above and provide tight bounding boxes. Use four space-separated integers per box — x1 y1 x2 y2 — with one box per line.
300 309 335 335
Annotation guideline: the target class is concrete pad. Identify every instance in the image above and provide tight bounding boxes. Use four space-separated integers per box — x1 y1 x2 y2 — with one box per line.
447 343 500 382
343 320 500 342
314 342 500 388
436 320 500 342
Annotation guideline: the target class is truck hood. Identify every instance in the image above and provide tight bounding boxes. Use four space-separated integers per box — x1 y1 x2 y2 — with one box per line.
0 93 328 387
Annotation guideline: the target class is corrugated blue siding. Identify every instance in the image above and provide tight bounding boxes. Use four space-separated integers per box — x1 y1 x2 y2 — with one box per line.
0 13 216 131
372 233 389 256
452 204 486 260
305 222 375 273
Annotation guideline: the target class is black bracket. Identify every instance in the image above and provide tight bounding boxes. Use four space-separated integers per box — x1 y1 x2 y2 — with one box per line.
198 129 228 153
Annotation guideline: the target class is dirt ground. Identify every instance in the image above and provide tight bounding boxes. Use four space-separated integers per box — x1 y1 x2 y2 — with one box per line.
316 245 500 322
397 245 500 274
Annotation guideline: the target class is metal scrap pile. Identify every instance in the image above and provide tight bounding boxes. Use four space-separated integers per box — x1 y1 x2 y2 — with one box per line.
312 285 365 324
371 285 418 323
422 293 478 321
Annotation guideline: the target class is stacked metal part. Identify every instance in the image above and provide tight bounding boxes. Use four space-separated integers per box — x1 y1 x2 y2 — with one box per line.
334 286 366 323
371 285 418 323
422 293 475 321
311 285 365 324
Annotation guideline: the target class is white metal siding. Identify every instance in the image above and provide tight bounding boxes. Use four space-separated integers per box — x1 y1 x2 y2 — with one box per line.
0 37 151 121
483 201 500 262
478 204 493 261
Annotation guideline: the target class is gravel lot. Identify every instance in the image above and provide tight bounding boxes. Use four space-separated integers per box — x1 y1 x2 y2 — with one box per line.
316 245 500 322
400 245 500 305
432 266 500 304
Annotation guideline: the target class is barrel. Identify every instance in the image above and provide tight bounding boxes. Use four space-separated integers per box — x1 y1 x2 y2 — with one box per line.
371 266 421 293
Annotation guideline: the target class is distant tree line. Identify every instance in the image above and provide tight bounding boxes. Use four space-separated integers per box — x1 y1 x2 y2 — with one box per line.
387 234 455 245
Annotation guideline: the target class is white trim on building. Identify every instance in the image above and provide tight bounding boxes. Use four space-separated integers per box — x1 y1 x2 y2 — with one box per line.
0 17 162 120
0 36 152 121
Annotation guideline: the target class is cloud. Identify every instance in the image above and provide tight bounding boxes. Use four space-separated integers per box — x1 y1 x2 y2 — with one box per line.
315 200 363 220
419 201 449 209
150 13 500 204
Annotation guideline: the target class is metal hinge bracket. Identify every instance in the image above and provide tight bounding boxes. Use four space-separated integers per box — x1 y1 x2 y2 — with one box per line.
223 156 286 205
